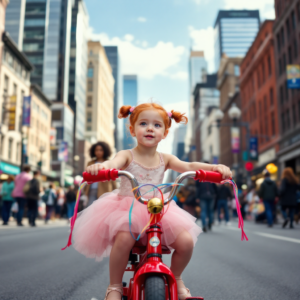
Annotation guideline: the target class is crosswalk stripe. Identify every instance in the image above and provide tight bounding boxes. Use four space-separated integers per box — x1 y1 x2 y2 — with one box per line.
254 232 300 244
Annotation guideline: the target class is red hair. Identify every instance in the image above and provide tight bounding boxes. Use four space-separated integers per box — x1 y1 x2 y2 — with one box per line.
118 103 188 129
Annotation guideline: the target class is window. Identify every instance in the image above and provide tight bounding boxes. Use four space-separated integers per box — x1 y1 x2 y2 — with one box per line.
0 135 4 155
87 96 92 107
286 19 290 38
281 112 285 132
276 33 281 52
294 39 298 59
52 110 62 121
16 142 20 161
286 110 290 130
280 85 284 104
257 71 260 88
293 105 297 127
262 63 265 83
271 112 275 136
279 58 282 75
4 75 9 93
283 53 286 72
268 55 272 76
298 3 300 23
264 96 267 111
288 46 292 64
87 112 92 122
285 84 288 101
88 81 93 92
86 126 91 131
56 127 64 140
265 115 269 137
8 139 13 160
291 11 296 29
269 88 274 105
281 27 285 46
13 83 17 96
234 65 240 76
87 63 94 78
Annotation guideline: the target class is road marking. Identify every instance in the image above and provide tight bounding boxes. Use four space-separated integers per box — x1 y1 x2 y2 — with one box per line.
254 232 300 244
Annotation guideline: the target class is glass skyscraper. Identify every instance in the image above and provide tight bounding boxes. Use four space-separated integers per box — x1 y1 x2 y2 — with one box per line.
104 46 122 150
214 10 260 71
123 75 137 150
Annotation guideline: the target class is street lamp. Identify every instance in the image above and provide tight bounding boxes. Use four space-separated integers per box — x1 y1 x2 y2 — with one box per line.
38 145 45 171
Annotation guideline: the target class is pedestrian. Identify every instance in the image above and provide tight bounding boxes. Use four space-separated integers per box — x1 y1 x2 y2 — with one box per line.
65 185 77 221
12 165 32 226
55 186 65 219
43 184 57 224
279 167 300 229
1 175 15 225
25 171 41 227
258 169 278 227
216 183 232 225
84 141 116 207
196 177 218 232
182 182 197 217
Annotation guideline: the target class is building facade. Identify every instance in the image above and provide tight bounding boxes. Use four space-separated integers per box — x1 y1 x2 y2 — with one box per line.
214 10 260 72
85 41 115 152
273 0 300 177
0 32 32 178
0 0 10 77
193 74 219 162
240 21 280 181
123 75 137 150
104 46 123 151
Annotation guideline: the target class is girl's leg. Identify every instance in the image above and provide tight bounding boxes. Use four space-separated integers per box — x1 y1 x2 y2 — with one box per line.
108 231 136 299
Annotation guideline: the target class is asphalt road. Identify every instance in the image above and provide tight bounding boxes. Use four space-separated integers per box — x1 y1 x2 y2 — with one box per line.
1 220 300 300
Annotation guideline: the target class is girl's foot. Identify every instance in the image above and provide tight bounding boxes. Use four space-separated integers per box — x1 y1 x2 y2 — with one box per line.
104 283 123 300
175 276 192 300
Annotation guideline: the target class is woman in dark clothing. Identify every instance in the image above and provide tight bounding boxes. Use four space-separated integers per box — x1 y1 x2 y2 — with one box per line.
279 167 300 229
216 183 232 224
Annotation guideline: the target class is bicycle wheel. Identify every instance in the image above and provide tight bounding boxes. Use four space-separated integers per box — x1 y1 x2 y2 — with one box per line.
145 275 166 300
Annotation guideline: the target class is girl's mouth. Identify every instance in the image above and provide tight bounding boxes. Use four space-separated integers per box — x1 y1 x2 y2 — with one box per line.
145 135 154 139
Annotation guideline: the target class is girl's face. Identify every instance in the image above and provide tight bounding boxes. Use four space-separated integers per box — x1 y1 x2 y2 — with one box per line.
130 110 168 147
94 145 104 159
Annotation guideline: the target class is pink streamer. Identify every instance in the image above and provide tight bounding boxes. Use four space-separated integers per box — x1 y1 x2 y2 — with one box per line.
61 181 86 250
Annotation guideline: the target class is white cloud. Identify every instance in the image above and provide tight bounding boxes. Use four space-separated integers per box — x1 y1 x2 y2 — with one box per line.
137 17 147 23
188 26 215 72
89 29 186 80
223 0 275 20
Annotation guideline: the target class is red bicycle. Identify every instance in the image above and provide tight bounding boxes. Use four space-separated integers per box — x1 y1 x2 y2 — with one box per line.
81 169 229 300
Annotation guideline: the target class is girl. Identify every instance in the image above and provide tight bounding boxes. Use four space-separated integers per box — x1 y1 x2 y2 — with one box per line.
69 103 232 300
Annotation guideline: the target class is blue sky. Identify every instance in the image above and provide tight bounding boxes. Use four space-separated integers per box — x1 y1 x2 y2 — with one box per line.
86 0 275 154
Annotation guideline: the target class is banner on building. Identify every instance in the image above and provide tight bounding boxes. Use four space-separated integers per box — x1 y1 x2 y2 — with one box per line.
8 96 17 130
58 141 68 162
22 96 31 126
249 137 258 161
287 65 300 89
50 128 57 148
231 127 240 153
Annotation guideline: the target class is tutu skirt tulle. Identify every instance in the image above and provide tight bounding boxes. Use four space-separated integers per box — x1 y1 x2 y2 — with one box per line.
72 189 202 261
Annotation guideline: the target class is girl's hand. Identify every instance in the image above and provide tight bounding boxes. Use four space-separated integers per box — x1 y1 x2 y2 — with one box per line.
211 164 232 179
86 163 108 175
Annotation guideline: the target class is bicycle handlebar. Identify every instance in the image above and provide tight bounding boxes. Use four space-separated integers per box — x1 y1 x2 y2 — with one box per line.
82 169 226 204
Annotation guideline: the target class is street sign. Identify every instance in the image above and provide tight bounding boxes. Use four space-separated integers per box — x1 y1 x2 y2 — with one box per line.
287 65 300 89
22 96 31 126
249 137 258 161
58 141 68 162
231 127 240 153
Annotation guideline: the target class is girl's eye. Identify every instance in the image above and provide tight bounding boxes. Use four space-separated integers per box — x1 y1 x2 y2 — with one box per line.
155 124 161 128
140 122 147 126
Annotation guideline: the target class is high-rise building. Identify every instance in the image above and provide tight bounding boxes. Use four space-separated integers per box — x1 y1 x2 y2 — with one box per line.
4 0 25 49
123 75 137 150
0 0 10 77
214 10 260 72
68 0 89 141
85 41 115 152
104 46 122 151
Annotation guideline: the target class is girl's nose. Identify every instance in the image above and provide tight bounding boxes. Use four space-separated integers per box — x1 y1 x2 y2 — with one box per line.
147 125 153 131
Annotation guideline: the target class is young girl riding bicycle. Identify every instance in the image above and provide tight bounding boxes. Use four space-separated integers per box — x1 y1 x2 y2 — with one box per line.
68 103 232 300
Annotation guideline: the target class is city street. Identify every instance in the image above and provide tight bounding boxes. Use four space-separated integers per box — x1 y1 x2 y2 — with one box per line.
1 221 300 300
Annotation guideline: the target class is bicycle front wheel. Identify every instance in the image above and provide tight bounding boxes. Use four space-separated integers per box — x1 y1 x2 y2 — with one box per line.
145 275 166 300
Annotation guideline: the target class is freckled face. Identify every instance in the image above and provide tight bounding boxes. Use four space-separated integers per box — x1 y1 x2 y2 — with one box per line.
130 110 168 147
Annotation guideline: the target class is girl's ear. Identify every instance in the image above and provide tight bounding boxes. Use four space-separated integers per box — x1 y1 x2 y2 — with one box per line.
162 129 169 139
129 125 136 137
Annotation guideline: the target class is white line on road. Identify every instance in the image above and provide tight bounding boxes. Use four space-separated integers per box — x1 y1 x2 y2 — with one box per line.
254 232 300 244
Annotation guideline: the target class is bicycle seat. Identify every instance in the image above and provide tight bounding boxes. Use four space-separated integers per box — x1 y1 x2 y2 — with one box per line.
132 240 171 255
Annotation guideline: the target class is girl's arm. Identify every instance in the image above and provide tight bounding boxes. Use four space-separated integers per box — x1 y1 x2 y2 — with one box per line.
86 150 131 175
164 154 232 179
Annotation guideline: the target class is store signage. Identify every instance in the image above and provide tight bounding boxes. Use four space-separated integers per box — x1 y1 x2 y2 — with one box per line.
0 161 20 175
287 65 300 89
249 137 258 161
8 95 16 130
22 96 31 126
231 127 240 153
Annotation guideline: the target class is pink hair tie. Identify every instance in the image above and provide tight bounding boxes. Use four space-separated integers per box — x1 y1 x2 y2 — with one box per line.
167 112 172 118
128 106 135 115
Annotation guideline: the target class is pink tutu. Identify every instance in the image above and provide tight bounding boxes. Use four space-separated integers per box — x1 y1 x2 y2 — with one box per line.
72 189 202 261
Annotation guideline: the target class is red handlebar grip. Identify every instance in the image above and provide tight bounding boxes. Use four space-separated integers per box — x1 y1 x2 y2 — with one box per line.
194 170 224 183
82 169 119 184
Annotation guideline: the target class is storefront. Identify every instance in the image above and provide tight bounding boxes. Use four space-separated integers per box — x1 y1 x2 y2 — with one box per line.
0 161 20 180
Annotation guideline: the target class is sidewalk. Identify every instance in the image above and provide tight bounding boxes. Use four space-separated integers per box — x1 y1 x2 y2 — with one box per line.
0 217 69 229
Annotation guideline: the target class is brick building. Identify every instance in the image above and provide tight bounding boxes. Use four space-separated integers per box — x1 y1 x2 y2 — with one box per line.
240 20 280 179
273 0 300 176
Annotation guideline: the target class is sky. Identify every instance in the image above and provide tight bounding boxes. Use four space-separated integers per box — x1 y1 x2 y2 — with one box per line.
86 0 275 155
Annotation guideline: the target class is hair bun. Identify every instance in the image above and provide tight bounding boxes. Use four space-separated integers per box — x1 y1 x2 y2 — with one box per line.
118 105 132 119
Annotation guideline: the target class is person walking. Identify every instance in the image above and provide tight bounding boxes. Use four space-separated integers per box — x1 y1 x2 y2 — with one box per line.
216 183 232 225
279 167 300 229
12 165 32 226
43 184 57 224
85 142 116 207
25 171 41 227
1 176 15 225
65 185 77 220
196 180 218 232
55 187 65 219
258 169 278 227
